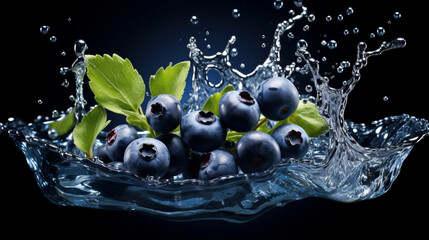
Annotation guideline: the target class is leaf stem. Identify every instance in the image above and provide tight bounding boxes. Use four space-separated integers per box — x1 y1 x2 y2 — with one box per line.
252 117 267 131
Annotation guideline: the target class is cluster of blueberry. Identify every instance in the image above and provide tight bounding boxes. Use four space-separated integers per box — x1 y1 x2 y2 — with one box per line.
95 77 310 181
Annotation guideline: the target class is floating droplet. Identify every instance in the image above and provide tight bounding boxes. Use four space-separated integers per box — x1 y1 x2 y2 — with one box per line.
353 27 359 34
327 40 337 49
297 39 308 50
289 10 295 16
231 48 238 57
307 14 316 22
240 63 245 69
61 51 66 56
321 40 327 46
341 61 351 68
383 96 389 101
337 66 344 73
262 34 266 39
206 31 210 35
337 14 343 21
67 18 72 22
303 25 310 31
326 15 332 22
377 27 385 36
322 56 327 62
232 9 240 18
190 16 198 25
52 110 59 119
40 25 50 35
287 32 294 39
37 99 43 105
261 43 266 48
370 33 375 38
50 36 57 43
48 129 58 139
60 67 69 75
305 85 313 92
69 95 76 102
61 79 69 88
347 7 354 15
274 0 283 10
74 39 88 57
344 29 349 35
393 12 401 19
206 44 211 49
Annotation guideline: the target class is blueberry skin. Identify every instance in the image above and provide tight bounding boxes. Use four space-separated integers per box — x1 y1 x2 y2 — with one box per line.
156 133 191 178
123 138 170 178
145 94 182 133
234 131 281 173
219 91 261 132
271 123 310 159
93 143 111 163
255 77 299 121
105 124 140 162
180 111 227 153
198 150 238 180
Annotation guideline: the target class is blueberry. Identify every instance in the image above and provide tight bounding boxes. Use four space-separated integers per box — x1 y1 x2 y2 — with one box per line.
255 77 299 120
180 111 227 153
123 138 170 178
93 143 111 163
145 94 182 133
271 123 310 159
234 131 281 173
198 150 238 180
219 90 261 132
156 133 191 178
105 124 140 162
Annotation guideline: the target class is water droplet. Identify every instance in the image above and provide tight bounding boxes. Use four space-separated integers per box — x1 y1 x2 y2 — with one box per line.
303 25 310 31
321 40 327 46
61 79 69 88
52 110 59 119
393 12 401 19
60 67 69 75
307 14 316 22
370 33 375 38
327 40 337 49
262 34 266 39
322 56 327 62
297 39 308 50
305 85 313 92
347 7 354 15
344 29 349 35
240 63 245 69
232 9 240 18
377 27 385 36
337 14 344 21
353 27 359 34
48 129 58 139
74 39 88 57
190 16 198 25
337 66 344 73
206 44 211 49
67 18 72 22
49 36 57 43
287 32 294 39
261 43 266 48
69 95 76 102
326 15 332 22
231 48 238 57
61 51 66 56
37 99 43 105
341 61 351 68
383 96 389 101
40 25 50 35
273 0 283 10
289 10 295 16
206 31 210 35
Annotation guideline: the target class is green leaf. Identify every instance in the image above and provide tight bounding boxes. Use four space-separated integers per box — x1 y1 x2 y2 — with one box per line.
48 109 76 136
73 106 111 158
269 100 329 137
149 61 190 101
86 54 145 116
201 84 235 117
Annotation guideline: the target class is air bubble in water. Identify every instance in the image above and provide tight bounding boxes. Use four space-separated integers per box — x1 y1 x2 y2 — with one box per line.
377 27 385 36
393 12 401 19
190 16 198 25
327 40 337 49
50 36 57 43
40 25 50 34
232 9 240 18
231 48 238 57
274 0 283 10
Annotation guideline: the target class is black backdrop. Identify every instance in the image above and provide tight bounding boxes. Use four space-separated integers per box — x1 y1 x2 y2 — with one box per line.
2 0 428 239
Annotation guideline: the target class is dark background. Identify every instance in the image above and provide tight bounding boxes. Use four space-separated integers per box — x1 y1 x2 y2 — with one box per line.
2 0 428 239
